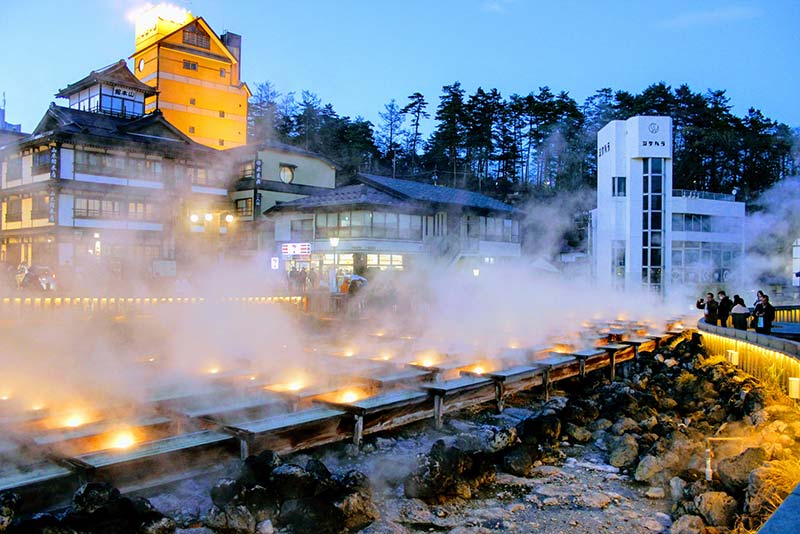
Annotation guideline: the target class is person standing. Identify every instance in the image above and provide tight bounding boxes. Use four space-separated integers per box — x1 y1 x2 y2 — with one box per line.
717 291 733 327
696 292 718 325
730 295 749 330
308 268 318 290
753 289 765 308
753 294 775 335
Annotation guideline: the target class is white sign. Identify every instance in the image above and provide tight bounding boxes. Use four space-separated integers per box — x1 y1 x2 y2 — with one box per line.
270 257 280 270
281 242 311 256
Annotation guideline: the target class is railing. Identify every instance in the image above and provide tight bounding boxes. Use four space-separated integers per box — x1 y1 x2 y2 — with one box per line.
775 306 800 324
672 189 736 202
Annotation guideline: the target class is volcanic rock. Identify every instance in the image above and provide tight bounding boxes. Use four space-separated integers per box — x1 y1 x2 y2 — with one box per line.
270 464 316 500
211 478 246 508
205 504 256 534
609 434 639 467
694 491 737 528
669 514 705 534
240 450 283 487
611 417 639 435
502 445 535 477
716 447 767 493
564 423 592 443
670 477 688 501
0 492 20 531
72 482 121 514
516 413 561 447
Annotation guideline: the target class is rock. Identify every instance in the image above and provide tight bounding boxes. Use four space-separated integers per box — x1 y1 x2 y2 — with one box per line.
563 398 600 426
270 464 316 500
241 486 278 523
72 482 121 514
211 478 245 508
374 437 396 450
241 450 283 486
642 517 666 531
516 413 561 446
635 455 667 482
609 434 639 467
670 477 687 501
716 447 767 493
565 423 592 443
358 519 408 533
5 513 69 533
0 492 21 531
454 426 517 454
576 491 611 509
611 417 639 435
278 498 340 534
669 514 705 534
141 516 178 534
176 529 214 534
646 487 666 499
694 491 737 528
502 446 534 477
591 418 613 432
404 440 493 501
255 519 274 534
206 504 256 534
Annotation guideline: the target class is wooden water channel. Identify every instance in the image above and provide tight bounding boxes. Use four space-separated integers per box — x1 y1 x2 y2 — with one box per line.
0 319 688 512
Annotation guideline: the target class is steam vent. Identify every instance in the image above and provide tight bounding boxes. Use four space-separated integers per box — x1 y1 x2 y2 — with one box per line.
0 3 798 534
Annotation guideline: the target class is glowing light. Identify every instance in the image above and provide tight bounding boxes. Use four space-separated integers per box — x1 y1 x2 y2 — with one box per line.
508 341 520 349
64 414 86 428
109 430 136 450
204 213 213 222
147 356 156 363
249 375 257 381
472 366 485 375
340 390 360 403
342 349 355 357
374 331 385 337
208 367 220 375
31 404 45 412
0 395 9 401
225 214 234 223
129 2 191 25
372 352 392 361
267 380 306 393
190 214 199 223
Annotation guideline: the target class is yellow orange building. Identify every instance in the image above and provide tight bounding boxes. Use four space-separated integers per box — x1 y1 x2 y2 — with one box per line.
131 4 250 149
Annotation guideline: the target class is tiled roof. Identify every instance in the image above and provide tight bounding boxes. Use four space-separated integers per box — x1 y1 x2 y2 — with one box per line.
55 60 157 98
267 184 419 212
358 174 517 214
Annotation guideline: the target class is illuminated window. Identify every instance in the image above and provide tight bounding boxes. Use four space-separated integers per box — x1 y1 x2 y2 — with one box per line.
279 164 295 183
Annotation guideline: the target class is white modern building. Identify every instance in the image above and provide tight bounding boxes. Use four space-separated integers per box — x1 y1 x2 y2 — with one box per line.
590 116 745 296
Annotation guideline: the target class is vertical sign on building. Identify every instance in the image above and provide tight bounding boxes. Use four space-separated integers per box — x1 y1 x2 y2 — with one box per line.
253 158 263 214
47 184 57 223
49 146 59 179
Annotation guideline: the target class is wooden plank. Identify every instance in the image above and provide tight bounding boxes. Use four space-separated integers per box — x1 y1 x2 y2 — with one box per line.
531 353 576 367
570 348 606 358
316 390 428 415
233 407 345 435
421 376 493 396
599 343 628 351
371 368 434 387
486 365 543 382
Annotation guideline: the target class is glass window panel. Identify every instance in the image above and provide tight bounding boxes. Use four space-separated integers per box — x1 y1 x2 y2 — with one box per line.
651 232 662 246
651 176 662 193
391 255 403 265
650 248 662 266
642 195 649 210
651 158 663 174
642 176 649 193
672 214 682 231
367 254 378 266
379 254 391 265
651 212 662 230
642 212 649 229
651 195 662 211
642 232 649 246
643 159 649 174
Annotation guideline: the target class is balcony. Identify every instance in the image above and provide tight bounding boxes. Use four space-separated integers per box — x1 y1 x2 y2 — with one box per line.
672 189 735 202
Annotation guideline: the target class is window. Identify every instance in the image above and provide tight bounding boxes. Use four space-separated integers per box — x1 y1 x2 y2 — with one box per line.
290 219 313 241
32 150 51 174
128 202 157 220
189 98 196 105
219 68 226 78
5 198 22 222
6 157 22 180
218 139 225 147
183 60 198 71
31 194 49 218
279 164 295 184
612 176 626 197
219 111 225 118
183 22 210 49
350 211 371 238
188 126 195 134
235 198 253 217
73 197 122 219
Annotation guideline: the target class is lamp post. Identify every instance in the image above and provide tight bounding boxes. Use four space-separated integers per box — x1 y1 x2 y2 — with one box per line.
329 236 339 293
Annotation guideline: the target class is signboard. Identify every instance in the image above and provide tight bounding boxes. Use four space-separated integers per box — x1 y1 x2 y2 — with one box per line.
270 257 280 270
48 184 57 223
281 242 311 256
254 159 263 185
49 146 59 179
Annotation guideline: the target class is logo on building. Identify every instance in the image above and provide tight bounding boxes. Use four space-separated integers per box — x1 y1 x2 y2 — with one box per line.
648 123 660 134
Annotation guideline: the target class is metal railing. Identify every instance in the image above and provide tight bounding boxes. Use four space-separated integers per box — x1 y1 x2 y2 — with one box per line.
672 189 736 202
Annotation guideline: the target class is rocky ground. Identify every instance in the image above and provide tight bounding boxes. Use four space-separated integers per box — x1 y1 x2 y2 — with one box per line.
3 332 800 533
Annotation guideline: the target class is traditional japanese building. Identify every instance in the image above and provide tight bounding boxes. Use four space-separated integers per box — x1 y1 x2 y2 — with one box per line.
131 4 250 149
0 61 231 284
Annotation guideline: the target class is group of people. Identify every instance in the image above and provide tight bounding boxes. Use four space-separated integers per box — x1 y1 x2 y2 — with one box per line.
287 266 319 293
696 290 776 334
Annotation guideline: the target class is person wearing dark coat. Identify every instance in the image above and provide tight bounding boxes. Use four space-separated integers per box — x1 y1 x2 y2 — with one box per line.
730 295 749 330
753 294 775 335
696 292 718 325
716 291 733 327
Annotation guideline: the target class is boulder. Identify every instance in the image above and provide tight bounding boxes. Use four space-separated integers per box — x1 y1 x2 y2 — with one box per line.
211 478 246 508
516 413 561 447
635 455 668 483
669 477 687 501
694 491 737 528
0 492 21 531
270 464 316 500
669 514 705 534
453 426 517 454
502 446 534 477
609 434 639 468
611 417 639 435
72 482 121 514
205 504 256 534
716 447 767 493
240 450 283 487
564 423 592 443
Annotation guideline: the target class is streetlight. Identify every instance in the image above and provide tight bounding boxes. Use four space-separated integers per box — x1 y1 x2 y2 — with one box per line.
225 214 234 223
472 268 480 277
190 214 199 223
329 237 340 293
204 213 213 222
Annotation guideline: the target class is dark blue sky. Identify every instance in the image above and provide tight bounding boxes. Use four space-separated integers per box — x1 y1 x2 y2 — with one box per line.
2 0 798 134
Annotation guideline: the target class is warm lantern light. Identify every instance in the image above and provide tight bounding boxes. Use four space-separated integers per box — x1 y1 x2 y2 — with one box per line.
189 214 199 223
472 268 480 277
0 395 9 401
225 214 234 223
726 350 739 366
204 213 213 222
267 380 306 393
109 430 136 450
64 414 86 428
472 366 486 375
788 377 800 400
329 237 340 247
208 367 220 375
340 390 361 403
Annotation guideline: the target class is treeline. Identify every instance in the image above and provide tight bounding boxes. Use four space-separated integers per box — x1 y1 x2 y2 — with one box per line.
248 81 798 204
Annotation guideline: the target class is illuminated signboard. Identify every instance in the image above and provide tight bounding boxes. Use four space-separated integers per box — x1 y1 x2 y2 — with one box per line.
281 243 311 256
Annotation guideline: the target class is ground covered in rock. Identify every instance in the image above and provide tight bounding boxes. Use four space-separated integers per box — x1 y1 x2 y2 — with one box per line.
3 333 800 533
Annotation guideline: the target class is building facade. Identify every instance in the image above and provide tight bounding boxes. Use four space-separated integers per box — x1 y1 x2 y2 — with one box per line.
591 116 745 296
263 174 523 280
131 4 250 149
0 62 232 284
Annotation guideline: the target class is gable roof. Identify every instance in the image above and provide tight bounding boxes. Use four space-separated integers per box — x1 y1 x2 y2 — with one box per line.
357 174 519 215
25 105 210 153
55 60 157 98
265 174 522 217
132 17 239 65
225 139 341 170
